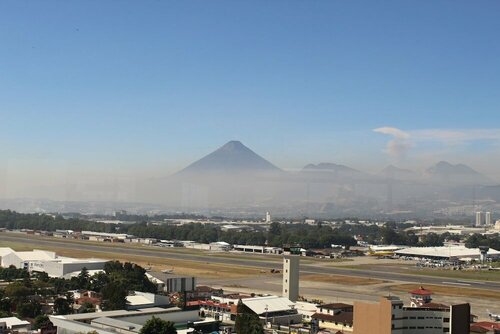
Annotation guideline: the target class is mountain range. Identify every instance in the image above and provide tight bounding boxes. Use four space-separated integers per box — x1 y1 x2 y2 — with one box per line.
174 140 492 184
140 140 498 217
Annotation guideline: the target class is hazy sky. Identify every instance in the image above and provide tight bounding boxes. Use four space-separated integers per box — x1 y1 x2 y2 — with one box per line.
1 1 500 198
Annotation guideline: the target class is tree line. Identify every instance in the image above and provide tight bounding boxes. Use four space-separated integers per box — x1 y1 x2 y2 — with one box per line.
1 210 497 249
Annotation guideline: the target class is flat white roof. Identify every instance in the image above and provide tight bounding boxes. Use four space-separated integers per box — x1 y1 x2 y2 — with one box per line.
62 307 181 321
4 249 105 265
15 250 56 261
82 231 131 238
126 295 154 306
242 296 295 315
0 317 30 328
395 245 500 258
57 256 106 264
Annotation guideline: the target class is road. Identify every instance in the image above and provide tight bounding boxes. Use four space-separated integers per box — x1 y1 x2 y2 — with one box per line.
0 233 498 291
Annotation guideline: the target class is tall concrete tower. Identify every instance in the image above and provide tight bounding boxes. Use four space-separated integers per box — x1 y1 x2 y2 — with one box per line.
265 212 271 223
475 211 482 227
485 212 492 226
283 255 299 302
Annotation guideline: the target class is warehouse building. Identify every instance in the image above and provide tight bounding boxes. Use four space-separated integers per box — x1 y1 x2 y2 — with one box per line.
394 245 500 261
0 247 106 278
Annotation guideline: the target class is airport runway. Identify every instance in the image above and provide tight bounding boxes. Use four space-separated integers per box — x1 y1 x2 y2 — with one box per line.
0 233 498 291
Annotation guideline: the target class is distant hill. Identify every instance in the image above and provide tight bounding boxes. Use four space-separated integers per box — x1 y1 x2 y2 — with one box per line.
424 161 491 185
176 140 281 175
301 162 373 182
379 165 418 181
303 162 360 173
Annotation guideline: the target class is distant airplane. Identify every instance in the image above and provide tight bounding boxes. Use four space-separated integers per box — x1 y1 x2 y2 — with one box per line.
487 310 500 321
161 268 174 274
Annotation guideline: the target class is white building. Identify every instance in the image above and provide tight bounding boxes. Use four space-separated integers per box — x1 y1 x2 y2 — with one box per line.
283 255 299 302
395 245 500 261
0 248 106 278
485 212 492 226
294 301 319 322
126 291 170 310
81 231 132 241
146 272 196 293
476 211 483 227
0 317 31 332
232 244 282 254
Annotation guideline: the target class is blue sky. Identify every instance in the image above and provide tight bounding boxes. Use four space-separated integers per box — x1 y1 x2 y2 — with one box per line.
1 0 500 188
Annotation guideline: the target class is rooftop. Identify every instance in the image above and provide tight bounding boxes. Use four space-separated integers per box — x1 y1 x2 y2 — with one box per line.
0 317 30 328
92 317 142 332
312 312 354 325
395 245 500 259
60 307 180 321
242 296 295 315
319 303 353 310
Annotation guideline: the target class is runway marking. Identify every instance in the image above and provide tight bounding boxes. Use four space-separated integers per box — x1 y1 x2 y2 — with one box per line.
442 281 471 286
460 281 485 285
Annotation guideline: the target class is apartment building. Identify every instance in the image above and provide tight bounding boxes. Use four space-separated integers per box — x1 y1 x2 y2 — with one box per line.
353 295 470 334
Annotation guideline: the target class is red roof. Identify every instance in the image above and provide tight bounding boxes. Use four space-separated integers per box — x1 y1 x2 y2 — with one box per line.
312 312 353 326
320 303 353 310
471 322 500 331
199 300 230 309
470 325 489 333
409 286 432 296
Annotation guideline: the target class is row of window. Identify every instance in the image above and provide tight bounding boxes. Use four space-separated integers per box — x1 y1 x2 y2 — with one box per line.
393 326 449 332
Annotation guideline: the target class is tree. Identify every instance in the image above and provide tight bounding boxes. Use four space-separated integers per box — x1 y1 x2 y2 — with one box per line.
5 282 32 302
421 233 443 247
90 272 110 292
101 283 127 310
234 301 264 334
269 222 281 236
77 267 90 290
78 301 96 313
54 297 73 315
17 301 42 318
33 315 51 329
139 316 176 334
